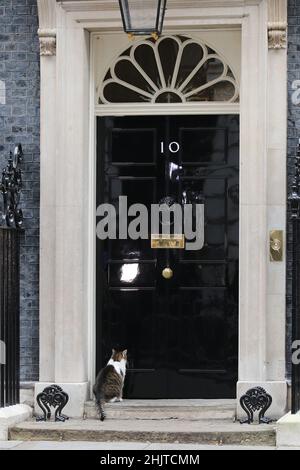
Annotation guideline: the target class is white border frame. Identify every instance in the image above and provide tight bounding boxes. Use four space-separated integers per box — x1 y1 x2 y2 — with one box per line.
95 103 240 116
97 35 240 105
90 29 241 390
38 1 287 415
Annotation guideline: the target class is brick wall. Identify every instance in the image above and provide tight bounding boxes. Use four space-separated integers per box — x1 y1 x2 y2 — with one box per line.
0 0 40 381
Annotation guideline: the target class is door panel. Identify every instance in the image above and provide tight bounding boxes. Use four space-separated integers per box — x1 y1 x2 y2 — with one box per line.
96 115 239 399
180 128 227 164
111 128 157 165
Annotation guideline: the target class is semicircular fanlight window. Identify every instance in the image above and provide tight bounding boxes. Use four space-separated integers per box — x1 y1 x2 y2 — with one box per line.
98 35 239 105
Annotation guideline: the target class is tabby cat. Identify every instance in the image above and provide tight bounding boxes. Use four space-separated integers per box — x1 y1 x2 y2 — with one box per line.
93 349 127 421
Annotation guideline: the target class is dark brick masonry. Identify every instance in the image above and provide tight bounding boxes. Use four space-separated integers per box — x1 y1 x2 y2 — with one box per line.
0 0 40 381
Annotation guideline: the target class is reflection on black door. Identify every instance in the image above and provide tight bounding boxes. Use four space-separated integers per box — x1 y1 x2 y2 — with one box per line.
96 115 239 399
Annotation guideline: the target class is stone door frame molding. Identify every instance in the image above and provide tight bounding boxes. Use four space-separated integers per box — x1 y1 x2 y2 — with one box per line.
37 0 288 418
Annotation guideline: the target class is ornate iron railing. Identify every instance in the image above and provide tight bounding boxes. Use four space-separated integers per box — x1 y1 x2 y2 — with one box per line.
0 228 21 407
0 145 23 408
0 144 23 229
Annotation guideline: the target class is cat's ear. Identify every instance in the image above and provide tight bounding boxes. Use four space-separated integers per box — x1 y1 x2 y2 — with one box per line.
122 350 128 358
112 349 116 356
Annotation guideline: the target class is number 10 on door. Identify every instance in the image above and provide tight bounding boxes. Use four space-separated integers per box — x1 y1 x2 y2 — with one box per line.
161 141 180 154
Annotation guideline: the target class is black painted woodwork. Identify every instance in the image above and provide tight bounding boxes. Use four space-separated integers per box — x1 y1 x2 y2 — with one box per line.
96 115 239 399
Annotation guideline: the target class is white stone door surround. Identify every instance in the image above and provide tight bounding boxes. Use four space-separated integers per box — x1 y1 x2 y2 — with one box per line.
36 0 288 419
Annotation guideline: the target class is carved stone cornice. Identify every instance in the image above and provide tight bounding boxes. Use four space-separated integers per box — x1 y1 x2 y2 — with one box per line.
268 0 287 49
37 0 56 56
38 29 56 56
58 0 264 13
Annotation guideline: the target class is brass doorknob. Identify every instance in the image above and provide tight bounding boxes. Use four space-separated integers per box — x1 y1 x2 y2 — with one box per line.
162 267 173 280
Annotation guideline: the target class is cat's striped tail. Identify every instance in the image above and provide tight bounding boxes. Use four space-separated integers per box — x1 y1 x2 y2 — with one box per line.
95 396 106 421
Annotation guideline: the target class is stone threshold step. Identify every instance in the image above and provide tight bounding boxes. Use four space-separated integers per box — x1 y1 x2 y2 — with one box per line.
84 399 236 421
9 419 276 447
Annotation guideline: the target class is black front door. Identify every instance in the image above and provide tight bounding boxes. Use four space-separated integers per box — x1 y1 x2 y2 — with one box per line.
96 115 239 399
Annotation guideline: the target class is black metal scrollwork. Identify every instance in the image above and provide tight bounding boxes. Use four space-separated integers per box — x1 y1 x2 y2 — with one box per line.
36 385 69 423
158 196 177 228
159 196 177 208
0 144 23 229
240 387 273 424
182 189 205 205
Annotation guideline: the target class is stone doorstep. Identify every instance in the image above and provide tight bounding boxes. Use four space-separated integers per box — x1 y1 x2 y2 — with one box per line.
9 419 276 447
0 405 32 441
277 412 300 447
8 399 278 446
84 399 236 421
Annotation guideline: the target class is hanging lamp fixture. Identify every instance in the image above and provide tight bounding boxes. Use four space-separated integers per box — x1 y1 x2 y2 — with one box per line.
118 0 167 39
